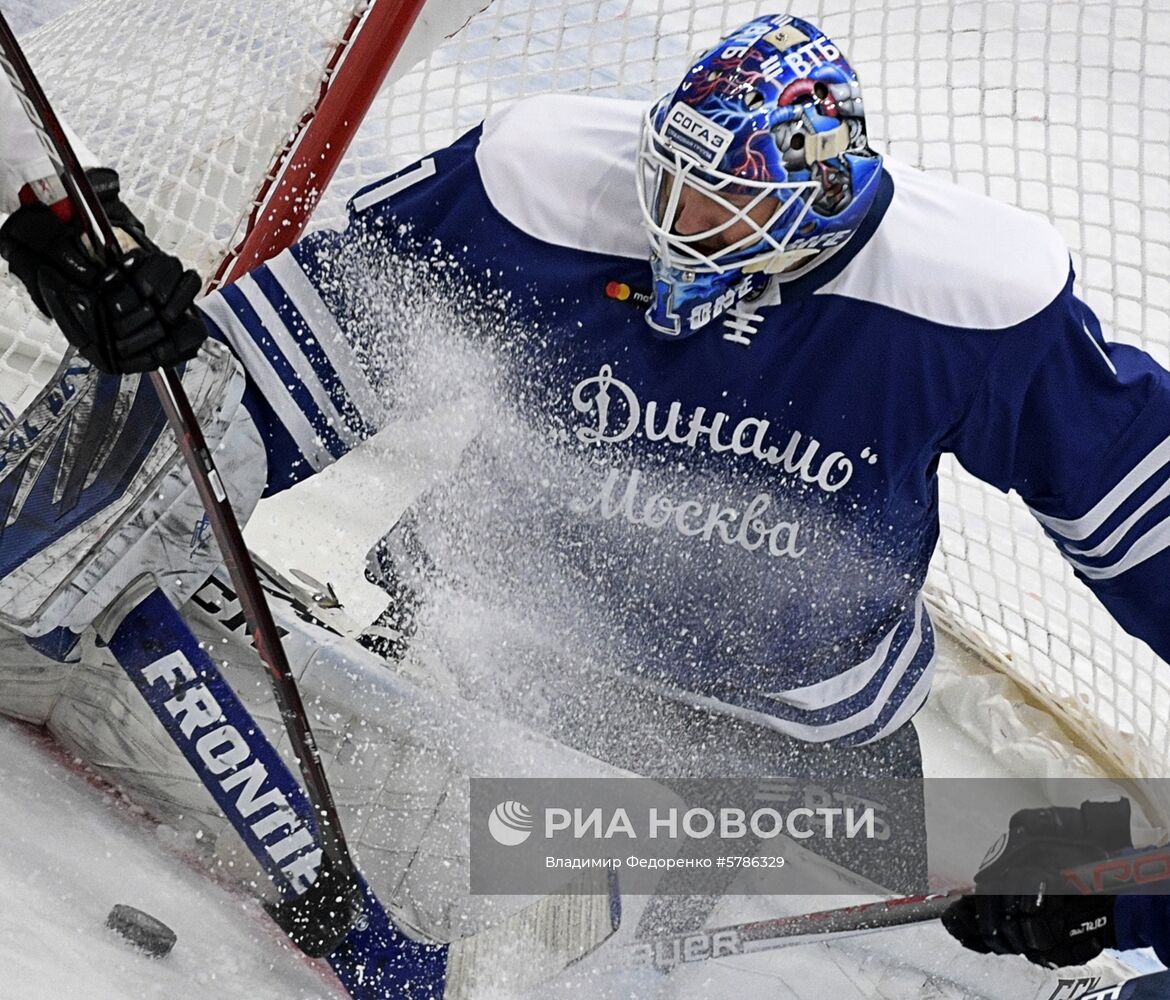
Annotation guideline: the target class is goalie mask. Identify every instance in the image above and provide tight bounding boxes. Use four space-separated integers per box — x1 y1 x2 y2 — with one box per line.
637 14 883 339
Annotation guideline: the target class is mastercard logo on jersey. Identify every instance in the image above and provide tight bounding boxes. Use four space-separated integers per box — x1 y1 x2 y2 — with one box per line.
604 280 652 309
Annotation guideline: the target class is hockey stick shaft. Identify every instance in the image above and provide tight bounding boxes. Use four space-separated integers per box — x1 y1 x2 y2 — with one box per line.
1060 844 1170 895
628 844 1170 973
145 369 356 873
625 889 963 971
0 9 355 885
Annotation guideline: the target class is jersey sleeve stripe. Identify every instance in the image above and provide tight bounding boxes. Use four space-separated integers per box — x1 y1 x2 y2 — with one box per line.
198 292 340 472
349 158 437 214
267 251 387 433
1059 477 1170 559
1028 433 1170 540
219 281 349 460
234 275 361 451
1063 516 1170 581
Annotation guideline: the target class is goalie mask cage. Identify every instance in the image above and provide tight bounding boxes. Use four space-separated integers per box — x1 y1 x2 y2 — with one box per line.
1 1 1168 789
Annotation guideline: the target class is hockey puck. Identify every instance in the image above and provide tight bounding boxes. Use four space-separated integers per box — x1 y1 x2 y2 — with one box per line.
106 904 177 958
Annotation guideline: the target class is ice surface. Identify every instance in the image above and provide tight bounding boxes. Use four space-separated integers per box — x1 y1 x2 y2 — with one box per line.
0 717 343 999
0 706 1152 999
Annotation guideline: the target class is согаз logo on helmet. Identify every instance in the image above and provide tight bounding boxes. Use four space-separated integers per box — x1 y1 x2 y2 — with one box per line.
488 800 534 846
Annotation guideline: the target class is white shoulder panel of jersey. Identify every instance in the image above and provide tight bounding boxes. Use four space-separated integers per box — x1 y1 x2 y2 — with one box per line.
476 93 647 260
816 157 1071 330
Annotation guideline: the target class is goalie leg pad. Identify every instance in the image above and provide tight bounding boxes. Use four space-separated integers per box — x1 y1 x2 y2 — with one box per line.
0 622 76 725
18 554 629 947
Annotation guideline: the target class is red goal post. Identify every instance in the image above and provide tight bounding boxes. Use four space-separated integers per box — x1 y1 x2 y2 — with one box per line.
0 0 489 408
210 0 429 289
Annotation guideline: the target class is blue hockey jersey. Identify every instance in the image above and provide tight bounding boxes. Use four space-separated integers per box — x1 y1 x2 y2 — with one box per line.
198 94 1170 754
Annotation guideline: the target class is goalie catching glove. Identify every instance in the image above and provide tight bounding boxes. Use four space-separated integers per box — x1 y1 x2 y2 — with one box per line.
0 167 207 373
941 799 1131 967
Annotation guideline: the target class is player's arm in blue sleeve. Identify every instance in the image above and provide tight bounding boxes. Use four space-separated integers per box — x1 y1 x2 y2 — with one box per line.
196 128 486 497
197 247 387 496
951 272 1170 665
951 277 1170 961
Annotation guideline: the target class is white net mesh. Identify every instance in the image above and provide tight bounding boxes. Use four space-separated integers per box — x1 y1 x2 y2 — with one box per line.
0 0 368 407
3 0 1169 773
0 0 482 407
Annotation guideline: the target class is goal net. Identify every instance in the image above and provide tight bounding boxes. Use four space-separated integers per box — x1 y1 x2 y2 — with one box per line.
2 0 1168 782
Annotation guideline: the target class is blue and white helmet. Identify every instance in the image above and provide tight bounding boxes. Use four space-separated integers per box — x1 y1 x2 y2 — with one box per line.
637 14 883 339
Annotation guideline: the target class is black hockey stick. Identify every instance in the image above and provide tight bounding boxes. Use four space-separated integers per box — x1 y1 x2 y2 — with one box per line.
0 9 362 946
622 888 963 971
625 843 1170 973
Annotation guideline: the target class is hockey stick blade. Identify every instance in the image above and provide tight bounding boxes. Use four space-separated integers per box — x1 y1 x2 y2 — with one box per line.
442 868 621 999
326 868 621 1000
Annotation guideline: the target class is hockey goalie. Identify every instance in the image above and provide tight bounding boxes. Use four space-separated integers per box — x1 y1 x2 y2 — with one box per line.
4 8 1170 995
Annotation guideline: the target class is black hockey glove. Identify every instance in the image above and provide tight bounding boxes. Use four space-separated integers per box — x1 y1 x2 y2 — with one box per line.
0 168 207 373
941 799 1131 968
